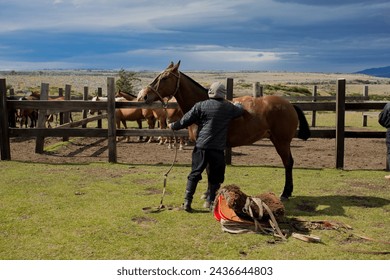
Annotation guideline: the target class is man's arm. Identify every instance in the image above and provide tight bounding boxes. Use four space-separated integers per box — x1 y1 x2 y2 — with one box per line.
169 104 200 130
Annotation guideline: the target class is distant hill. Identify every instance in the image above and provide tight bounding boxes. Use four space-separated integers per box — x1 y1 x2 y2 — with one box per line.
355 66 390 78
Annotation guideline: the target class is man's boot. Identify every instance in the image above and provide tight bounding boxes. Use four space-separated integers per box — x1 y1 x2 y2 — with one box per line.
202 184 211 209
183 180 198 212
207 183 220 211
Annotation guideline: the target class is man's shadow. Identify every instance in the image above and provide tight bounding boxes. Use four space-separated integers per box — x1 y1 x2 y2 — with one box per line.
285 195 390 217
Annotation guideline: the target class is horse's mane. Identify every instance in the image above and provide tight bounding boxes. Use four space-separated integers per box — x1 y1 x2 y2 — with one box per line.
180 71 208 95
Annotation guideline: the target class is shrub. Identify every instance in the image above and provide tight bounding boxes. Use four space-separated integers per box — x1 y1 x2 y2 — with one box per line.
115 69 140 94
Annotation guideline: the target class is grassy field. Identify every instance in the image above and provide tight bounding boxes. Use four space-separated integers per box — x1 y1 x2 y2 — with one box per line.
1 71 389 260
0 161 389 260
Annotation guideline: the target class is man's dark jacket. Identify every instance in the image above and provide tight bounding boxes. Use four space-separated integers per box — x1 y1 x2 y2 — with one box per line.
170 99 244 150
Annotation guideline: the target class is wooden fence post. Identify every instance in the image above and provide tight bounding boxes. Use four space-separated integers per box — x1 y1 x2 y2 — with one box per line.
253 82 263 97
0 79 11 160
59 88 64 126
107 77 117 163
335 79 346 169
97 87 103 128
62 85 71 142
362 85 369 127
225 78 233 165
35 83 49 153
82 86 89 128
8 88 16 128
311 85 317 127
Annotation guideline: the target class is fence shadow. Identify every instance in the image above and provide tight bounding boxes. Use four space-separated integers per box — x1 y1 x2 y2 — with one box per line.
285 195 390 217
66 138 107 157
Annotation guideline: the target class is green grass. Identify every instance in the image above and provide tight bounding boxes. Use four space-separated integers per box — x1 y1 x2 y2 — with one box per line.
264 84 312 95
304 111 383 130
0 161 389 260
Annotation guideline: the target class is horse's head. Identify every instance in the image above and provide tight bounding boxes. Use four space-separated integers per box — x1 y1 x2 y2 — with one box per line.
117 91 137 101
89 95 100 115
138 61 181 104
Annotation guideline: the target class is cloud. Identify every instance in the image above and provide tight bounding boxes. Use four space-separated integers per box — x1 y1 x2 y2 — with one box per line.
94 45 299 71
0 0 244 33
0 1 389 72
0 44 294 71
0 60 84 71
273 0 389 5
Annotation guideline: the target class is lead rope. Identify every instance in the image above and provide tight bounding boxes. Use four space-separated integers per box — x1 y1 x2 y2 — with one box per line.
157 127 178 210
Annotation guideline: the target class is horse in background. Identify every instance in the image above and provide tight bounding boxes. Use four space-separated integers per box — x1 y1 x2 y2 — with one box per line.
21 92 73 128
90 93 155 142
163 97 187 150
17 94 39 128
7 96 19 128
116 91 157 139
46 95 74 128
135 89 189 149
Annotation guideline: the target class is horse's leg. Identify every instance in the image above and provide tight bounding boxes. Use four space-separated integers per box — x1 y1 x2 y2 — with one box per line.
122 120 131 142
116 119 123 142
271 138 294 199
179 137 184 150
29 114 35 128
146 116 155 143
159 118 167 145
167 131 173 149
137 119 143 142
54 113 59 127
46 114 53 128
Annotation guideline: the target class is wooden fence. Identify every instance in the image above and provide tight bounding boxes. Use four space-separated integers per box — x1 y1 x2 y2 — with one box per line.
0 77 387 169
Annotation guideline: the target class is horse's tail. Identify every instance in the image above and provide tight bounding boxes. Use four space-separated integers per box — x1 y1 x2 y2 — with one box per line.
293 105 311 140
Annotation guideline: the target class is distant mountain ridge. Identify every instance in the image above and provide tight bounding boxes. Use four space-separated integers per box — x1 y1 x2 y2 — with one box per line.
355 66 390 78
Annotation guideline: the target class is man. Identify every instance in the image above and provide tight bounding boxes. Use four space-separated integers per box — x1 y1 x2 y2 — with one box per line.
168 82 245 212
378 102 390 179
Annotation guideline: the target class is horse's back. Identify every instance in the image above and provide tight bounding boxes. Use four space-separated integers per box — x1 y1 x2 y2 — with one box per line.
228 95 298 146
116 107 143 120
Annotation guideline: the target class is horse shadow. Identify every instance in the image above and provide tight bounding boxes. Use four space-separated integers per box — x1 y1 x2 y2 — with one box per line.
285 195 390 217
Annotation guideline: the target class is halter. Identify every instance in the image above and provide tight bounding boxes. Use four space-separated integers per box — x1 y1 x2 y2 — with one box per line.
147 70 181 107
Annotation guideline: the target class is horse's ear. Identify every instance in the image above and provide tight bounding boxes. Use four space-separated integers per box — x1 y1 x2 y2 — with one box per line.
173 60 181 71
167 61 174 68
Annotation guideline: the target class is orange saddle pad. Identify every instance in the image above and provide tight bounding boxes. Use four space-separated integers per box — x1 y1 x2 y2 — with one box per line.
213 195 253 224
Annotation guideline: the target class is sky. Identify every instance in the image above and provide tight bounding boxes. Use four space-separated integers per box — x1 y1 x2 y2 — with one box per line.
0 0 389 73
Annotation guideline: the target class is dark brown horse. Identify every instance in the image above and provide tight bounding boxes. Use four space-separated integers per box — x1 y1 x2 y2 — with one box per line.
138 61 310 199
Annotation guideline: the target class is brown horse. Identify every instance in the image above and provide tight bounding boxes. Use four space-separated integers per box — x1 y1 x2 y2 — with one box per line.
90 94 148 142
115 90 157 142
116 90 156 133
17 94 39 128
138 61 310 199
19 92 74 128
135 89 187 148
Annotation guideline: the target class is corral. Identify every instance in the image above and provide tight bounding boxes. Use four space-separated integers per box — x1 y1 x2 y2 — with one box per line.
0 72 389 261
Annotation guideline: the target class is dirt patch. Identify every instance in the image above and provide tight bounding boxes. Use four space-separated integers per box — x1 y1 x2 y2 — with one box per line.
8 135 387 171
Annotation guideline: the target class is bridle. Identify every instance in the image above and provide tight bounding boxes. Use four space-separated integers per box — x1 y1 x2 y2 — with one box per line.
146 70 181 107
